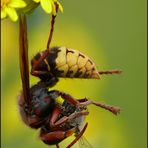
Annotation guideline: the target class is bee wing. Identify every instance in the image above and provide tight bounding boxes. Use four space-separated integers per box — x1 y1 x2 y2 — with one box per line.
66 123 88 148
19 15 30 106
78 136 93 148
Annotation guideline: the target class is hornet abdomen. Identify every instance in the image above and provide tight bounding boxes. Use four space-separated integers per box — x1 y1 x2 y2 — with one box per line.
32 46 100 79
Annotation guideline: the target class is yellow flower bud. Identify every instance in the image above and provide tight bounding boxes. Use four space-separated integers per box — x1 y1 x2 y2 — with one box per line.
1 0 27 21
33 0 63 15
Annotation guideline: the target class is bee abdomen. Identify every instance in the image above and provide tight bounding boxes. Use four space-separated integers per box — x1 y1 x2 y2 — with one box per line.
46 46 100 79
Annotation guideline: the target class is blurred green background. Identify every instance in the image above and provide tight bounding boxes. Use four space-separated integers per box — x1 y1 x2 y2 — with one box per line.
1 0 147 148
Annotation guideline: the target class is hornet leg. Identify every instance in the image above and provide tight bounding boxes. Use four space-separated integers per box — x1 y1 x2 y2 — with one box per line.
40 128 76 145
56 144 60 148
48 90 81 106
31 69 52 78
79 98 120 115
50 106 89 128
32 3 59 70
98 70 122 75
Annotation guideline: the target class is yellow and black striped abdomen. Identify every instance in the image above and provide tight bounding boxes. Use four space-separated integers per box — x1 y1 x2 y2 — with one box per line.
44 46 100 79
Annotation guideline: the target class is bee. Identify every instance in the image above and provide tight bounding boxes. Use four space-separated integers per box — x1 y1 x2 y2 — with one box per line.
18 13 121 148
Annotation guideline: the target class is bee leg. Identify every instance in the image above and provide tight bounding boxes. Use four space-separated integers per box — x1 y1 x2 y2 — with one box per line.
31 69 51 78
52 111 89 128
48 90 81 106
77 98 88 102
58 91 81 106
66 123 88 148
79 99 120 115
31 4 59 71
50 106 89 128
47 3 59 49
49 106 61 127
31 70 59 86
40 128 76 145
56 144 59 148
98 70 122 75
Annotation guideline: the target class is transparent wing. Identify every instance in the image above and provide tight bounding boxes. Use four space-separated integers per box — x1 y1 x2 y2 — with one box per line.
78 136 93 148
66 123 88 148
